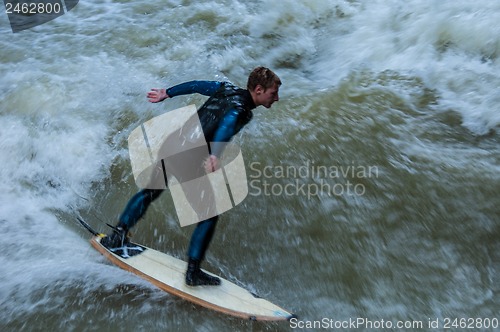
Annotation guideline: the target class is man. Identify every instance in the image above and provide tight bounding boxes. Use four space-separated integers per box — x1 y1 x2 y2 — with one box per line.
102 67 281 286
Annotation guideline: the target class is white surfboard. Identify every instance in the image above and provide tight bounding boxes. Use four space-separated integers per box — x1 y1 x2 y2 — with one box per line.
89 235 295 321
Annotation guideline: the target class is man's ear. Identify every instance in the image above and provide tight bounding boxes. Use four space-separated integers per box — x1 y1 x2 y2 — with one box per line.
254 84 265 94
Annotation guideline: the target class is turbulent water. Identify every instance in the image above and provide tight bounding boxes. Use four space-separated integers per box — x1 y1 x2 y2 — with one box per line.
1 0 499 331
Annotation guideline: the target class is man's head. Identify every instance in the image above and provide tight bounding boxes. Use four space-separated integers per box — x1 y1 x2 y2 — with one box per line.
247 67 281 108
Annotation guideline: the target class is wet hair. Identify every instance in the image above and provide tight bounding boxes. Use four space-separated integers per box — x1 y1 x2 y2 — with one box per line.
247 66 281 91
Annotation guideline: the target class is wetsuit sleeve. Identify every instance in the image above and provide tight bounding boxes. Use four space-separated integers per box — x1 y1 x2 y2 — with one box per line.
166 81 221 97
210 109 240 158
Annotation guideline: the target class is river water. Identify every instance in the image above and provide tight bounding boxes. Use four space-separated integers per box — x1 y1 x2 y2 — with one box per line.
1 0 499 331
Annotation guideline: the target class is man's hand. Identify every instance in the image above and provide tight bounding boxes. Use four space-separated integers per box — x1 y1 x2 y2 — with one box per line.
147 88 168 103
204 155 219 173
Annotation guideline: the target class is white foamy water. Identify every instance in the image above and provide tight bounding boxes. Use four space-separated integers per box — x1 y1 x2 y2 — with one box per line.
0 0 499 330
299 0 500 135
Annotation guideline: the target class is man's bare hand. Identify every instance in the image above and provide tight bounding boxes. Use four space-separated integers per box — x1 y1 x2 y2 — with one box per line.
147 88 168 103
204 155 219 173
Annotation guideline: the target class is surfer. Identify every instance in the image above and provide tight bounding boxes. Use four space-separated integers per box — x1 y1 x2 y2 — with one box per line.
102 67 281 286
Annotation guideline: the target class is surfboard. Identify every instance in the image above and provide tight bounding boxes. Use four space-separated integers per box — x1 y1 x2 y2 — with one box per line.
77 217 295 321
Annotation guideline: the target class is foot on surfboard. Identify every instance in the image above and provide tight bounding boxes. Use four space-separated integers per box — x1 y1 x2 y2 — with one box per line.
185 259 221 286
100 226 129 249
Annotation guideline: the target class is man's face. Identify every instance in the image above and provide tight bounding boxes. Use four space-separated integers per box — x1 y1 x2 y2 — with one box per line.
255 84 280 108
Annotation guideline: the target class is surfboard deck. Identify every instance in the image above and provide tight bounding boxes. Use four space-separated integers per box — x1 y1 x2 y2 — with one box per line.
78 218 295 321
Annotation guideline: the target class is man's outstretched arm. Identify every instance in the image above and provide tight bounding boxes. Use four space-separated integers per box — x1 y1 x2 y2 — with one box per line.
147 81 222 103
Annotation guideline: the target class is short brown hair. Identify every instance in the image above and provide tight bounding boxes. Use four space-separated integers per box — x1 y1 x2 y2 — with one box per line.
247 66 281 91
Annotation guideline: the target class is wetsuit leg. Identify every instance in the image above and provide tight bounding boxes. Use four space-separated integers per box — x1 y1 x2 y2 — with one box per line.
187 216 219 261
118 188 163 230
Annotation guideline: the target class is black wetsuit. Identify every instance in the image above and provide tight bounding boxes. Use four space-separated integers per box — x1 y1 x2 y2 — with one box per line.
119 80 255 261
